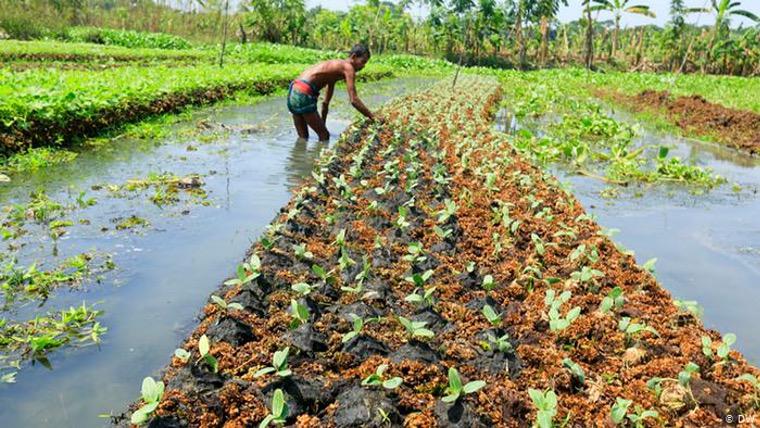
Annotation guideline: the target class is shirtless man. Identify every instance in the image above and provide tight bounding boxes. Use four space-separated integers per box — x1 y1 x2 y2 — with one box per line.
287 44 376 142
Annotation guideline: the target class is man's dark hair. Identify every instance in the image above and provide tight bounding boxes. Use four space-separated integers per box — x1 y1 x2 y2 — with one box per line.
349 43 371 59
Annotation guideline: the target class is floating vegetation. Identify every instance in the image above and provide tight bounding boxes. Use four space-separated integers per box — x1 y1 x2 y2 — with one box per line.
0 302 106 379
0 252 114 307
114 215 150 231
106 173 208 207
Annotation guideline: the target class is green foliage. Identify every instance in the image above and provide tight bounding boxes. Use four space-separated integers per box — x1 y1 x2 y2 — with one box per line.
254 347 292 378
361 364 403 390
397 316 434 339
197 334 218 373
66 27 192 50
528 388 558 428
441 367 485 403
259 388 288 428
130 376 165 425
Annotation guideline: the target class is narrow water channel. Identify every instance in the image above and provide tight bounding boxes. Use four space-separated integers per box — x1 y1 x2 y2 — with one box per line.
500 108 760 366
0 77 432 428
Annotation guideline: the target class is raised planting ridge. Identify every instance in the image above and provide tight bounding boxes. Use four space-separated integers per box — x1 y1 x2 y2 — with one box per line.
124 76 760 427
0 63 392 156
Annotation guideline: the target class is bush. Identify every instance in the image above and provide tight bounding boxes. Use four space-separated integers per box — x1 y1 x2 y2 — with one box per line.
65 27 192 50
0 15 66 41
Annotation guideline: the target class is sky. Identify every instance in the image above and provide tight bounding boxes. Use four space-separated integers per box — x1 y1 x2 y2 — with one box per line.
302 0 760 28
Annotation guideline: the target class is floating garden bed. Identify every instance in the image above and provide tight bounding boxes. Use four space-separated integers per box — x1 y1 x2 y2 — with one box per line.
124 76 760 427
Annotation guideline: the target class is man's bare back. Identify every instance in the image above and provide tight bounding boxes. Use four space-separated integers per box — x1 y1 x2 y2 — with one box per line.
286 44 374 142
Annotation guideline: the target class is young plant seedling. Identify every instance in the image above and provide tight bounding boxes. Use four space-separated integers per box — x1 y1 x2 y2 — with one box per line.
224 254 262 286
545 289 581 331
626 406 659 428
361 364 403 390
291 282 316 296
341 314 364 343
259 388 288 428
338 248 356 272
405 286 437 309
397 316 434 339
678 362 700 387
570 266 604 286
289 299 310 328
404 269 434 288
292 244 313 261
701 333 737 364
433 225 453 240
174 348 191 364
311 264 335 285
441 367 486 403
197 334 218 373
528 388 558 428
484 332 513 353
618 317 659 345
210 295 243 312
254 347 292 378
482 304 502 327
481 274 497 292
130 376 165 425
609 397 632 425
674 299 704 318
436 199 457 223
563 358 585 386
403 242 427 264
598 287 624 314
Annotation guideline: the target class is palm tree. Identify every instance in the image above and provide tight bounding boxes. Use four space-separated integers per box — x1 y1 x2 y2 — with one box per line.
590 0 655 57
686 0 760 50
581 0 594 69
533 0 569 65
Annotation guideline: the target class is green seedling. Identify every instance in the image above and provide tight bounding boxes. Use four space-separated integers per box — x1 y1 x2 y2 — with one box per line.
174 348 191 363
563 358 585 386
395 206 411 230
618 317 659 345
610 397 632 425
405 286 437 309
341 314 364 343
570 266 604 285
289 299 310 328
642 258 657 275
701 333 737 363
292 244 313 261
311 264 335 285
397 316 434 339
361 364 403 390
436 199 457 223
433 226 453 240
224 254 261 286
441 367 485 403
338 248 356 272
259 388 288 428
403 242 427 264
482 304 502 327
678 362 700 387
531 233 546 256
254 347 292 378
481 274 496 292
545 289 581 331
598 287 624 314
334 229 346 247
404 269 434 288
291 282 316 296
130 376 165 425
528 388 557 428
210 295 243 312
626 406 659 428
197 335 218 373
484 333 513 353
674 300 704 318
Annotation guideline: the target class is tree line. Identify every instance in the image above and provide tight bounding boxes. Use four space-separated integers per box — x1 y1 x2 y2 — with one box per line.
1 0 759 75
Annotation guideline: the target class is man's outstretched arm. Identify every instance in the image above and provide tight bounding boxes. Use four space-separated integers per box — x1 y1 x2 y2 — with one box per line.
344 66 375 121
321 82 334 121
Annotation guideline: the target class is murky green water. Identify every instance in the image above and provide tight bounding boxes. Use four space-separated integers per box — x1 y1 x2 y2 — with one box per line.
500 107 760 366
0 77 432 428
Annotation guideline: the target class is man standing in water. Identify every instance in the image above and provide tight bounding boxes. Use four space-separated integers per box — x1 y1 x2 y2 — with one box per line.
287 44 376 142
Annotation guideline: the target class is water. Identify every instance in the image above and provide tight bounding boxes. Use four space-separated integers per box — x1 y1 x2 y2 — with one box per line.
502 108 760 366
0 77 431 428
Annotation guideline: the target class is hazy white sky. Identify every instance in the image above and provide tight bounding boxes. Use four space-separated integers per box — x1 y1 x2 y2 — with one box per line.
303 0 760 28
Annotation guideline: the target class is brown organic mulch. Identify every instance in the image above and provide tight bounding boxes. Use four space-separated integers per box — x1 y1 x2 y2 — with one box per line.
612 89 760 155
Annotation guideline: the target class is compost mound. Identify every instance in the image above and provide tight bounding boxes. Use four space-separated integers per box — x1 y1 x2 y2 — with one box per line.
123 77 760 427
630 90 760 155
